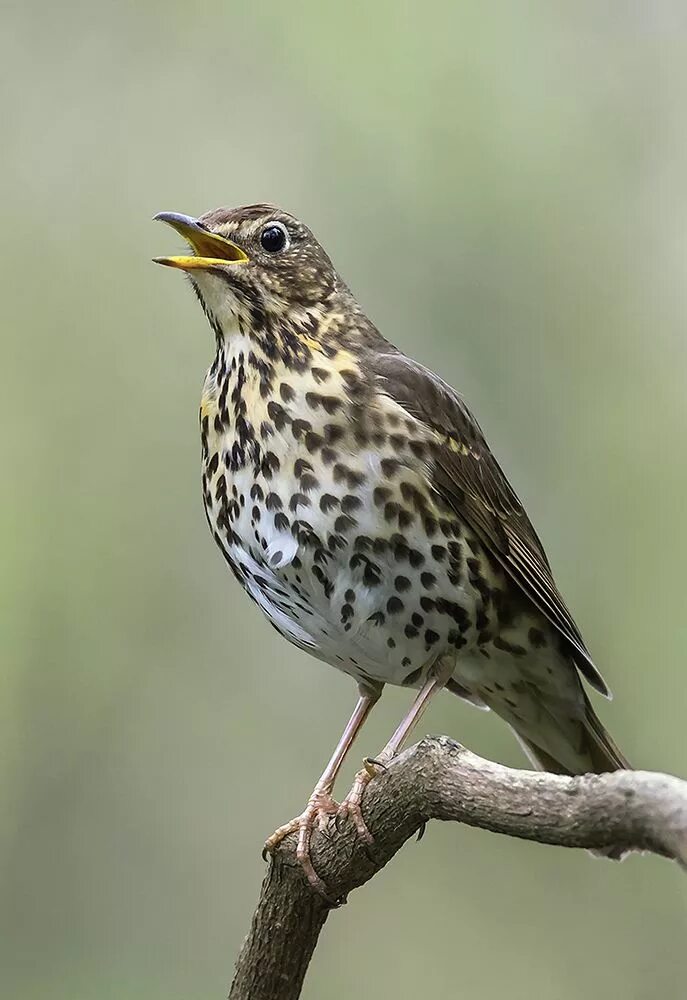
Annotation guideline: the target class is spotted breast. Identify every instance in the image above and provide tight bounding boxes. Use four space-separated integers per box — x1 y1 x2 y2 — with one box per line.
200 323 577 729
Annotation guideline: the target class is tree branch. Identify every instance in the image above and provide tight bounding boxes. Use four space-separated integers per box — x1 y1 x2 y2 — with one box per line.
228 736 687 1000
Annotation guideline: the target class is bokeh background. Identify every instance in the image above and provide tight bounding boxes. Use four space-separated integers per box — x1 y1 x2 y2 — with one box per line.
3 3 687 998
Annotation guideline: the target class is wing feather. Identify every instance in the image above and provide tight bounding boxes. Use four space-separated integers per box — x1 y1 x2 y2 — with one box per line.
371 352 610 697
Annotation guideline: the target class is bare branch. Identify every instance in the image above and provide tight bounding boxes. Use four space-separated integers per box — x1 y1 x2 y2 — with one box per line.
228 736 687 1000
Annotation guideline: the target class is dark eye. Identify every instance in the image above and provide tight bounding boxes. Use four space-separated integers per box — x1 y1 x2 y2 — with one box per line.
260 222 289 253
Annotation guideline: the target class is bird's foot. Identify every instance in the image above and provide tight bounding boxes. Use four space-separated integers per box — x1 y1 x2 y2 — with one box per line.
336 756 387 844
263 787 340 898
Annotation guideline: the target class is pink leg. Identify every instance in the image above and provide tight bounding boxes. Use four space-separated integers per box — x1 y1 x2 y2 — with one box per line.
263 683 381 895
339 658 453 841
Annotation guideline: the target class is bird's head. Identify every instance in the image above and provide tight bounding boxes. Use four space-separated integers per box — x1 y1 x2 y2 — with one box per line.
154 204 339 336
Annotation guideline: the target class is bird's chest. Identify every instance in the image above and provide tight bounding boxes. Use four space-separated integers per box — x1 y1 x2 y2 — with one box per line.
197 338 493 686
199 338 368 650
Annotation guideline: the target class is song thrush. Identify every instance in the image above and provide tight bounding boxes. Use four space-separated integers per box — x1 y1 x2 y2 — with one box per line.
154 204 629 894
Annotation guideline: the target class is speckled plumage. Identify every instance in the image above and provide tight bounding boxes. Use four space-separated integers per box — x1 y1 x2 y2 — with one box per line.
155 204 628 886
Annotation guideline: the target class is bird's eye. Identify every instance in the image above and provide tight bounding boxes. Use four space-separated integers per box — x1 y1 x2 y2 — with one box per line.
260 222 289 253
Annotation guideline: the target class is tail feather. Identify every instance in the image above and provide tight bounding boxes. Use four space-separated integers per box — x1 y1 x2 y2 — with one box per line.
514 692 630 777
512 693 630 860
581 692 630 773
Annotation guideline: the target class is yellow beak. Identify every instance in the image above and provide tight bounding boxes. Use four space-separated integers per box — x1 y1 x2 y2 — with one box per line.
153 212 249 270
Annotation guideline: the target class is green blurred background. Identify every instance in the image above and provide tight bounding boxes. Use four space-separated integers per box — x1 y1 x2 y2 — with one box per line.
3 2 686 998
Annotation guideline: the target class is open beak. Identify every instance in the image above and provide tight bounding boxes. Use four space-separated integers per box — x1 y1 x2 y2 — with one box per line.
153 212 249 270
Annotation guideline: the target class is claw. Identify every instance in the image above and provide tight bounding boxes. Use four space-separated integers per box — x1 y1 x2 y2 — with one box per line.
337 761 381 844
363 755 386 777
338 797 374 844
263 788 340 898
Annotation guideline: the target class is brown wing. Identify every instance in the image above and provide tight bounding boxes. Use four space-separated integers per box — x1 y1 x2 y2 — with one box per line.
371 352 609 697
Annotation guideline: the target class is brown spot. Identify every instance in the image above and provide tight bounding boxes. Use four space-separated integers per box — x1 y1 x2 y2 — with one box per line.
398 510 414 530
294 458 313 477
528 627 547 648
291 418 312 439
384 501 400 521
319 493 339 513
493 636 527 656
392 539 410 562
300 473 319 492
279 383 295 403
333 464 365 489
403 666 423 686
324 423 344 444
267 400 289 430
341 494 362 514
387 596 404 614
492 591 515 628
423 516 438 537
289 493 310 512
333 463 350 484
380 458 401 478
340 369 364 395
448 629 467 649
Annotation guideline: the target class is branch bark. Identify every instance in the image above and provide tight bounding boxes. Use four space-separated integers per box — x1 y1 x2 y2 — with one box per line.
228 736 687 1000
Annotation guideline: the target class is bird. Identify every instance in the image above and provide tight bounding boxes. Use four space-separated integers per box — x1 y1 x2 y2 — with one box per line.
154 203 629 894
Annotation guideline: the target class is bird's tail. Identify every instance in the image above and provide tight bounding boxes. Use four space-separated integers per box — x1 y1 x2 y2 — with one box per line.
513 691 630 860
514 691 629 776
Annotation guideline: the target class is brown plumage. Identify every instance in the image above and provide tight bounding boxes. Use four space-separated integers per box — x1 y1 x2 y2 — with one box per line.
154 204 629 893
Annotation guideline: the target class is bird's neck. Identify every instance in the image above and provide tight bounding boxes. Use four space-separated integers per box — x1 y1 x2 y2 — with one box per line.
208 285 382 364
199 291 384 479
